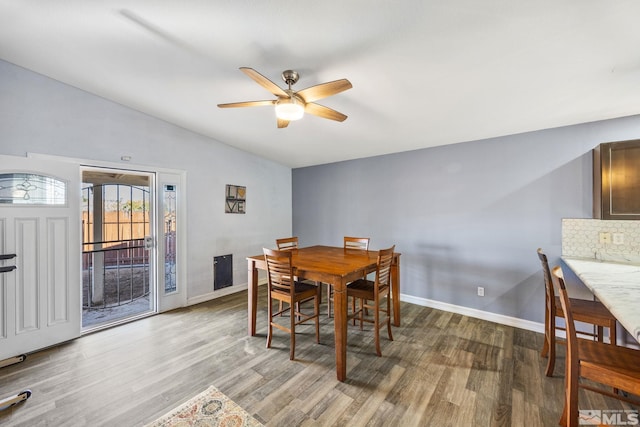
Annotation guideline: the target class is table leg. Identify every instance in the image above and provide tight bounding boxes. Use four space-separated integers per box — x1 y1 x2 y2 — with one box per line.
333 279 348 381
392 255 401 326
247 259 258 336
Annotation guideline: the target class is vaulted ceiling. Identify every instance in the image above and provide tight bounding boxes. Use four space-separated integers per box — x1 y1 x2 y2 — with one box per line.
1 1 639 167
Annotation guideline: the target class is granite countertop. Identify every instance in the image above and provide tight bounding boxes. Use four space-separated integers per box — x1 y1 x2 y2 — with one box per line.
562 257 640 344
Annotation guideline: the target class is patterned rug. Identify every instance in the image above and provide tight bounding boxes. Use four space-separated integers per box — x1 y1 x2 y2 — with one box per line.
145 386 263 427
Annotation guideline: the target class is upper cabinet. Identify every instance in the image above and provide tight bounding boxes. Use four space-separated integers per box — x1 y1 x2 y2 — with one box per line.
593 139 640 220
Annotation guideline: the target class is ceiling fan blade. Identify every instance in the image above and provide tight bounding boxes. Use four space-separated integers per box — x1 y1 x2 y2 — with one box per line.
277 118 290 128
217 100 275 108
305 103 348 122
240 67 288 97
297 79 352 103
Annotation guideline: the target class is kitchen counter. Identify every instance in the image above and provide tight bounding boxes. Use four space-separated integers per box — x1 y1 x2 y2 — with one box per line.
562 257 640 344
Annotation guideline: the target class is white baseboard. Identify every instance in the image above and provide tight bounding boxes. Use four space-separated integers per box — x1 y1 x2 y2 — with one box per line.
186 280 266 306
400 293 545 334
186 283 544 335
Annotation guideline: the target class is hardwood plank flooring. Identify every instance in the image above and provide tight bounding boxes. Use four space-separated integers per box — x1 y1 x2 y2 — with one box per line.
0 290 637 426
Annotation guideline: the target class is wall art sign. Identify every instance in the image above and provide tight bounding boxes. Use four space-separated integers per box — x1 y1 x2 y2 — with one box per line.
225 184 246 214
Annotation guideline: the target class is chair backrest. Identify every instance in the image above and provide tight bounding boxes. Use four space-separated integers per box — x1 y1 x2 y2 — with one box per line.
375 245 395 291
537 248 557 312
344 236 370 251
263 248 295 295
276 237 299 251
551 266 579 379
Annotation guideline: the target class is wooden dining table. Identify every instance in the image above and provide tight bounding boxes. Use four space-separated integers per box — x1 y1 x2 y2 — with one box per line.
247 245 401 381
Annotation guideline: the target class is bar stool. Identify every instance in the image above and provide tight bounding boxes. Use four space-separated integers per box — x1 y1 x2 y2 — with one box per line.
327 236 370 317
552 266 640 427
537 248 617 376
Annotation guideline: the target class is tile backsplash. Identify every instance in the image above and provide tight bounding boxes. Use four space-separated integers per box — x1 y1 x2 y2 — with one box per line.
562 218 640 263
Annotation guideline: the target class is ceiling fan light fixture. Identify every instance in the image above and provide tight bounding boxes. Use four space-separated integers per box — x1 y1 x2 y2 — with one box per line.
218 68 351 127
275 96 304 121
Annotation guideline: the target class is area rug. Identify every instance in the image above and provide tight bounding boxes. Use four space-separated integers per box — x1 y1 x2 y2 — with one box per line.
145 385 263 427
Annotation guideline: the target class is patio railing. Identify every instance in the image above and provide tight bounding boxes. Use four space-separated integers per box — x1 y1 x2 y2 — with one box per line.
82 239 150 309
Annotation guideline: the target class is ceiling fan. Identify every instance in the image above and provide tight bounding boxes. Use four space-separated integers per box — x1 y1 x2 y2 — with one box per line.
217 67 352 128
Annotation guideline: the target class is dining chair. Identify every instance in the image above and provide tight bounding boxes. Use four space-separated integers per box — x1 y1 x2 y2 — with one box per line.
263 247 320 360
347 245 395 357
537 248 617 377
326 236 371 318
551 266 640 427
344 236 370 251
275 237 322 316
276 236 300 251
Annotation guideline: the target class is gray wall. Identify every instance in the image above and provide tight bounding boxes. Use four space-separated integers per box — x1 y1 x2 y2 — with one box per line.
292 115 640 323
0 59 292 302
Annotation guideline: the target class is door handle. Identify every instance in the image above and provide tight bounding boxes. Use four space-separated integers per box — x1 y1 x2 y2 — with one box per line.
144 236 154 250
0 253 17 273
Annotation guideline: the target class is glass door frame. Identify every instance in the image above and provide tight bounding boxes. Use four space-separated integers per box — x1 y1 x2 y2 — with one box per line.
79 163 186 329
80 166 156 330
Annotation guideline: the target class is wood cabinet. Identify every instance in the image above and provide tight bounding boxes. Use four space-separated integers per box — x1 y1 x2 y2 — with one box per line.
593 139 640 220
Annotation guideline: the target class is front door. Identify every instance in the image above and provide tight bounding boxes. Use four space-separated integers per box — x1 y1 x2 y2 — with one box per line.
0 154 81 360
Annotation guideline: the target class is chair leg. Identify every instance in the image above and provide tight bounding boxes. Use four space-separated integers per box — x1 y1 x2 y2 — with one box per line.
386 295 393 341
267 299 273 349
315 282 322 315
541 306 550 358
352 297 357 326
609 320 619 395
327 284 332 317
374 299 381 357
565 364 580 427
315 294 320 344
545 319 556 377
290 301 296 360
316 282 322 304
540 333 550 358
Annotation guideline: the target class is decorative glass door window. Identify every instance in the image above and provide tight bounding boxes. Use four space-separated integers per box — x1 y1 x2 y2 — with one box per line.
163 184 177 293
0 173 66 205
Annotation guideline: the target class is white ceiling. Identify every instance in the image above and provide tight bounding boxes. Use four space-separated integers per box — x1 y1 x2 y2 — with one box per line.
1 1 639 168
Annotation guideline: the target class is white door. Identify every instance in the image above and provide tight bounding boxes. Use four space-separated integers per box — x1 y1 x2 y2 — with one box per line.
0 154 81 360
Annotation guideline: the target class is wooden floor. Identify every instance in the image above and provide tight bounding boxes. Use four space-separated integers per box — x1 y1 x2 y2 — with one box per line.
1 290 637 426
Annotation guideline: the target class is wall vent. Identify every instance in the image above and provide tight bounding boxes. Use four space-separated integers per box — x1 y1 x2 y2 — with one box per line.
213 254 233 290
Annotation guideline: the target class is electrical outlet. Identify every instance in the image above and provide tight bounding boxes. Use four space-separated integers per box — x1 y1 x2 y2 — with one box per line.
613 233 624 245
477 286 485 297
599 232 612 244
